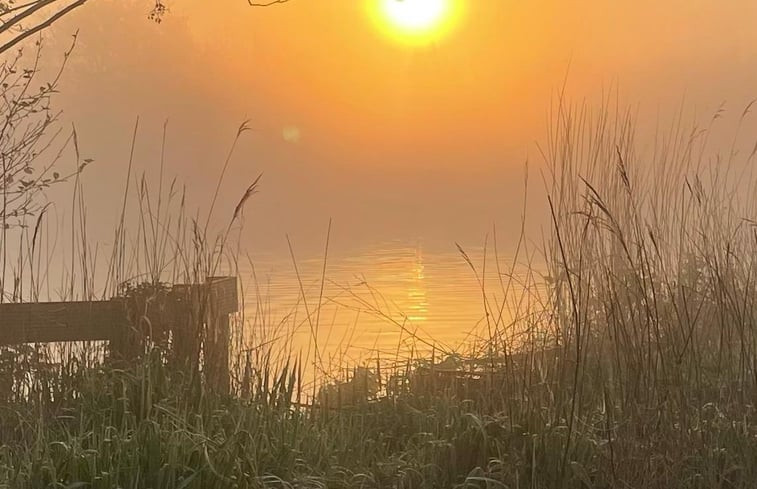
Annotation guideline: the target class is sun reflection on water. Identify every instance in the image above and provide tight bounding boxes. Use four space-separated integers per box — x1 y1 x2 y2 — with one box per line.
241 240 543 378
405 246 428 322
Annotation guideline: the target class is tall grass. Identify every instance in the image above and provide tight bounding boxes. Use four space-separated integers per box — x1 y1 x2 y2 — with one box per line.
533 96 757 487
2 95 757 488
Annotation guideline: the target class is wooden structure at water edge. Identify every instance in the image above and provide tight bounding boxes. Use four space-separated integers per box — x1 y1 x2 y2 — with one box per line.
0 276 237 393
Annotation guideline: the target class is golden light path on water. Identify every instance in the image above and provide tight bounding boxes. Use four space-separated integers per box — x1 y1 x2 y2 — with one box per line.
240 241 547 378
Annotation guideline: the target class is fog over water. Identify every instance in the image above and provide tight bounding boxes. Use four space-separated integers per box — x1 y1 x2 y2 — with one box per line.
27 0 757 350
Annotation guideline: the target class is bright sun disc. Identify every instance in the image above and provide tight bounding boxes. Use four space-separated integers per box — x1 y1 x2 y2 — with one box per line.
384 0 447 31
373 0 459 44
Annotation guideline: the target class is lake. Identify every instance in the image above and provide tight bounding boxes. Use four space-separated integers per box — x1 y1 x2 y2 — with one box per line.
239 239 546 374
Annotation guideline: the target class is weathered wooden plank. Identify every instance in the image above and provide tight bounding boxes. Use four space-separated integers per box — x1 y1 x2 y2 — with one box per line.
0 300 122 345
207 276 238 315
0 276 237 347
170 277 237 315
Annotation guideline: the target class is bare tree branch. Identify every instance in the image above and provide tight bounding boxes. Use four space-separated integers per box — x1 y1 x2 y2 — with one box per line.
0 0 58 36
248 0 291 5
0 0 87 54
0 0 291 56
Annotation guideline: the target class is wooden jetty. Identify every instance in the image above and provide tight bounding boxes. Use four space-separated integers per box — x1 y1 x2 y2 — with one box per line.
0 276 237 393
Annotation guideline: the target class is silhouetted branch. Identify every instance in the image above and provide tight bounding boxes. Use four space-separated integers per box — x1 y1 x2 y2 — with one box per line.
0 0 57 36
248 0 291 5
0 0 87 54
0 0 292 56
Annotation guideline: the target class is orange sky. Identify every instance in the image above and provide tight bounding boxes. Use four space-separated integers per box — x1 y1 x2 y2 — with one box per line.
46 0 757 252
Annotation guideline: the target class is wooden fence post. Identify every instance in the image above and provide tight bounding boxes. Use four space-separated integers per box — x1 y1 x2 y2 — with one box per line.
203 277 237 395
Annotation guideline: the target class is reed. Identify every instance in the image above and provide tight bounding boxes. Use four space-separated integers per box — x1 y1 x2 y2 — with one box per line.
2 92 757 488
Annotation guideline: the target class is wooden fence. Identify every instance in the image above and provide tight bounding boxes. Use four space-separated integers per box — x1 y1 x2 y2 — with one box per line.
0 276 237 393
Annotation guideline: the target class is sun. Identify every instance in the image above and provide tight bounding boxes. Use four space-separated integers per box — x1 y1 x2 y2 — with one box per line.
371 0 461 45
384 0 447 32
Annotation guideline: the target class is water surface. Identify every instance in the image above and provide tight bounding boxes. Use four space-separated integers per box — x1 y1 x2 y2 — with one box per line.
241 239 543 369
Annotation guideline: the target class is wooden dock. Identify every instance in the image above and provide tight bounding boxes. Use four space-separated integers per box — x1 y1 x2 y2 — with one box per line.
0 276 238 392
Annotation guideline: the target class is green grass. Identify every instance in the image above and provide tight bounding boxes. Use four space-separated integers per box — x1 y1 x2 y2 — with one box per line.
2 349 757 488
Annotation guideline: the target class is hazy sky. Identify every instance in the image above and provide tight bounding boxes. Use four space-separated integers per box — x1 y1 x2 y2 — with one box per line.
43 0 757 255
